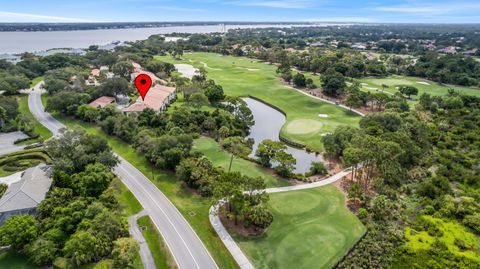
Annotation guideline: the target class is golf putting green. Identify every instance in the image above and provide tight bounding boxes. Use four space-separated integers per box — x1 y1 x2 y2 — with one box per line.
232 186 366 269
285 119 323 134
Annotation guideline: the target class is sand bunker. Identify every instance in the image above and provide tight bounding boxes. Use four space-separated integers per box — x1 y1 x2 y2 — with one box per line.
417 81 430 85
318 114 329 118
247 68 260 71
174 64 198 79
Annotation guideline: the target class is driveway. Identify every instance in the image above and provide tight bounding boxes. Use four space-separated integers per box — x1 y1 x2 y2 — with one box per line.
0 131 28 155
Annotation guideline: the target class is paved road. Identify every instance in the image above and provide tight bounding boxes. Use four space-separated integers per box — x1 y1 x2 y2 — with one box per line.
128 210 156 269
28 83 218 269
0 131 29 155
209 168 352 269
28 83 64 135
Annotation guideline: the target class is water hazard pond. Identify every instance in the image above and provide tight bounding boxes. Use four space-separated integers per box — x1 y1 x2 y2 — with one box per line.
243 97 321 174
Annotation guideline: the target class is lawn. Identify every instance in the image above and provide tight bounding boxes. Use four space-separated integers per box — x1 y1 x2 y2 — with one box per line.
30 76 44 88
111 179 145 269
0 252 39 269
230 186 366 269
137 216 177 269
17 94 52 142
53 115 239 269
358 75 480 104
156 53 361 152
192 137 289 187
112 178 143 216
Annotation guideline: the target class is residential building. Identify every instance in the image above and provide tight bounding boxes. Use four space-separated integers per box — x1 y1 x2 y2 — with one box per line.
122 84 176 113
89 96 116 108
0 164 52 224
438 46 457 54
464 48 478 56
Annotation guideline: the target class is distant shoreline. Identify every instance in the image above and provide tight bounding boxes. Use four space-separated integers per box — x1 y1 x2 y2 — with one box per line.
0 24 327 54
0 21 323 32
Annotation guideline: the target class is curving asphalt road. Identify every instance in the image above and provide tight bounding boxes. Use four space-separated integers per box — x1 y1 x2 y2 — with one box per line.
28 82 218 269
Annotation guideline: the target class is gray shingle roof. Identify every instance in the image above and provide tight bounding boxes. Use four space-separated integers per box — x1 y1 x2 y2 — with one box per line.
0 164 52 213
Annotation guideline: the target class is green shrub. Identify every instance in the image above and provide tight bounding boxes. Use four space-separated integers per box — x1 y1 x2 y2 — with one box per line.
0 183 7 197
308 161 327 176
53 257 71 269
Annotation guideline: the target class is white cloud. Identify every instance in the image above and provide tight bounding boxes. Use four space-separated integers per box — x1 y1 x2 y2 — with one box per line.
0 11 97 22
155 6 205 12
374 3 480 14
305 17 376 23
227 0 314 9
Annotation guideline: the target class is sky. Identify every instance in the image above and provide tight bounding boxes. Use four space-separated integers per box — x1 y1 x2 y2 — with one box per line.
0 0 480 23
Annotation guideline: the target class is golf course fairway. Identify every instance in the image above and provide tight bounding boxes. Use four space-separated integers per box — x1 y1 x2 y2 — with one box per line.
156 52 361 152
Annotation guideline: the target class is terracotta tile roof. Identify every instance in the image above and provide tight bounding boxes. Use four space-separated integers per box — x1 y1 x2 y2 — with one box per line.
122 101 148 112
122 85 175 112
159 85 175 94
89 96 116 108
91 69 101 77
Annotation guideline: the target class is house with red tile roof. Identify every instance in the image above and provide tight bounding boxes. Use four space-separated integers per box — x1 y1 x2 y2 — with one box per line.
122 84 176 113
438 46 457 54
130 62 168 85
463 48 478 56
89 96 116 108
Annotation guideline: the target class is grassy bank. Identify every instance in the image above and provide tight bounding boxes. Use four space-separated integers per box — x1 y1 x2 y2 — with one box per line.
111 179 145 269
156 52 361 152
0 252 39 269
30 76 43 88
193 137 289 187
231 186 366 269
137 216 177 269
17 94 52 142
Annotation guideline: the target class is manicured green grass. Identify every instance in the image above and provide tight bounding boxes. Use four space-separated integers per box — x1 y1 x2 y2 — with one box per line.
193 137 289 187
17 95 52 142
111 178 143 217
53 115 239 269
230 186 365 269
359 75 480 104
0 252 39 269
156 53 361 152
137 216 177 269
30 76 44 87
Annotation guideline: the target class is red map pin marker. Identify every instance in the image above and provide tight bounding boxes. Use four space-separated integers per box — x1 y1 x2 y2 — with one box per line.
134 74 152 100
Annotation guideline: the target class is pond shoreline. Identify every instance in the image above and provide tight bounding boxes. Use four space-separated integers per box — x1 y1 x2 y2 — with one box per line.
242 97 321 174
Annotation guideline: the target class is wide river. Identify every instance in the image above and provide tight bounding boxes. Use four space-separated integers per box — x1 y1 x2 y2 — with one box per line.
243 97 320 174
0 24 316 54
